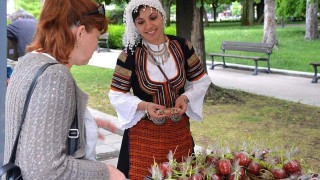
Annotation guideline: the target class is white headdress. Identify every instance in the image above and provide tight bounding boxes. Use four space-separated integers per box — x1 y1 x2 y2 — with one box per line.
123 0 166 52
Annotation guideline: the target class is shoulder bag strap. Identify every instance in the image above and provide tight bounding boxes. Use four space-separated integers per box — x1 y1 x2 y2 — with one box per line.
68 89 78 156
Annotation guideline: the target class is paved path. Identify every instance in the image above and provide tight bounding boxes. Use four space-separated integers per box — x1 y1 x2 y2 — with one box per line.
209 65 319 107
87 50 320 167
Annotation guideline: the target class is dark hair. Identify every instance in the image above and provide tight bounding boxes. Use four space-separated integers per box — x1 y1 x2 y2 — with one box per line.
26 0 108 64
132 5 145 22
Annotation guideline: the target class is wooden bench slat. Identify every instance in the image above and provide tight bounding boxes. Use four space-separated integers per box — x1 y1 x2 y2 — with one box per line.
310 62 320 66
222 45 272 53
208 53 268 60
222 41 273 48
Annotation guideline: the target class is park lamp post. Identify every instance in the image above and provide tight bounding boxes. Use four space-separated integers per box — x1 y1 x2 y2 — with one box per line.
0 0 8 166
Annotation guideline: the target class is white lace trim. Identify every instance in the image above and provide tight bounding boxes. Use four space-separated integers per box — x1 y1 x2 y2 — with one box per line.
123 0 166 53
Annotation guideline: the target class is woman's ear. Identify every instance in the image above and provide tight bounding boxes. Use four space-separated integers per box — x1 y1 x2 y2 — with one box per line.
75 25 85 41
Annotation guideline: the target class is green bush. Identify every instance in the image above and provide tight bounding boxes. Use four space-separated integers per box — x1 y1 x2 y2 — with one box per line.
165 26 177 36
105 25 177 49
107 8 124 25
107 25 125 49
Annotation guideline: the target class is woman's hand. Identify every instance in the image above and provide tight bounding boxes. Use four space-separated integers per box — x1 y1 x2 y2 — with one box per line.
146 102 170 120
174 95 189 115
95 118 117 140
138 101 169 120
107 165 126 180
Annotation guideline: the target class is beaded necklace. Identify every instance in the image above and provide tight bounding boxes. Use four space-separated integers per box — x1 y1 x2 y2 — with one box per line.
144 40 170 66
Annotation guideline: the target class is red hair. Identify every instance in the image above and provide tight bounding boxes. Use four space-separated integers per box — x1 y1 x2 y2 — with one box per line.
26 0 108 64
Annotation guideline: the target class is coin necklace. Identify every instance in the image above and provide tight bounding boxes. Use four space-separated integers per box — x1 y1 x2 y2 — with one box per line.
144 40 170 66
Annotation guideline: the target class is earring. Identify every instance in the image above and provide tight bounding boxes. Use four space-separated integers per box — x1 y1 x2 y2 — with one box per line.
76 42 80 48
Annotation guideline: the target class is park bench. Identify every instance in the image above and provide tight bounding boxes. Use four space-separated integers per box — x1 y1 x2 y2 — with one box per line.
98 32 110 53
310 62 320 83
208 41 274 75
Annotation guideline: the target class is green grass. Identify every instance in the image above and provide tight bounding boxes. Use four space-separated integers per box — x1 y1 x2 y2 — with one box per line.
71 65 116 116
204 23 320 73
71 65 320 172
108 22 320 72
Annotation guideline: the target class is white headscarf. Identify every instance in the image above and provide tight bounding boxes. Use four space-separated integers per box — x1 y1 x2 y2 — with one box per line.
123 0 166 52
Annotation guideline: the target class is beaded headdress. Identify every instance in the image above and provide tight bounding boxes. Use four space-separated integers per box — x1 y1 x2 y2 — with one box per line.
123 0 166 52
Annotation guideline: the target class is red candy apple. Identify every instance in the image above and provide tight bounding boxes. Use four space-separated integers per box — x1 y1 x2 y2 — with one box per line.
228 167 245 180
284 160 301 175
247 161 262 175
216 159 231 175
235 152 250 166
159 162 171 178
271 167 287 179
210 173 222 180
190 174 203 180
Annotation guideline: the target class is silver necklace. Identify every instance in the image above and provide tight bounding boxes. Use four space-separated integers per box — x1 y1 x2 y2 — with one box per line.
145 41 170 66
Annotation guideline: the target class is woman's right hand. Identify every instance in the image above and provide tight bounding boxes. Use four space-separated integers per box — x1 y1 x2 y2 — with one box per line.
146 102 170 120
137 101 169 120
107 165 126 180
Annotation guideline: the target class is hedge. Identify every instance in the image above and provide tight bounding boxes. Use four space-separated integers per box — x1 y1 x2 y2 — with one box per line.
104 25 177 50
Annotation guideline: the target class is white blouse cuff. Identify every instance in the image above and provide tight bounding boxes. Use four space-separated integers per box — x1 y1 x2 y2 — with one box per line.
109 90 144 129
183 92 203 121
119 105 145 130
182 74 211 121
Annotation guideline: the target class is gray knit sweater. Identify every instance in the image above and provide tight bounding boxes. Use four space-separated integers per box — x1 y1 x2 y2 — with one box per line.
4 53 110 179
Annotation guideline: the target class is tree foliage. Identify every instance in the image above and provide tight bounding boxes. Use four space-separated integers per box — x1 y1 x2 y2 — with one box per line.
203 0 234 21
231 1 241 15
276 0 306 20
15 0 42 19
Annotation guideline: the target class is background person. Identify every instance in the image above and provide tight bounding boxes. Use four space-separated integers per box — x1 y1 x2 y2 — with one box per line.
7 10 37 59
4 0 125 179
108 0 212 179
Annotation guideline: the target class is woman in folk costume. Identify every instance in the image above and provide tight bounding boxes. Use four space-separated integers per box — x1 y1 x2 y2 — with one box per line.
108 0 212 178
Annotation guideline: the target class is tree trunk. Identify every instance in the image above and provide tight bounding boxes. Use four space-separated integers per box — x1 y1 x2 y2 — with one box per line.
160 0 172 27
241 0 254 26
256 0 264 24
212 3 217 22
257 13 264 24
191 0 206 73
203 8 209 27
262 0 278 47
176 0 243 104
305 0 319 40
176 0 193 41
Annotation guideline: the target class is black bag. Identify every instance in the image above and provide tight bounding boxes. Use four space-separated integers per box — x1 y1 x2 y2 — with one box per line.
0 63 79 180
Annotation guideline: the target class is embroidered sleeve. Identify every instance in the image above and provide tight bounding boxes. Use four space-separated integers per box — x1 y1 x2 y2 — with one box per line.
184 40 206 82
110 50 133 92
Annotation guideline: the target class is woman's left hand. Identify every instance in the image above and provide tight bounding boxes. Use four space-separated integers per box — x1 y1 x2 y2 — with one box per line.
174 95 189 115
95 118 117 140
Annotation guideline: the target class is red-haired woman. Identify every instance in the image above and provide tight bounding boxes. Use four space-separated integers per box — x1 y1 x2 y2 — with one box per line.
4 0 125 179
